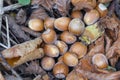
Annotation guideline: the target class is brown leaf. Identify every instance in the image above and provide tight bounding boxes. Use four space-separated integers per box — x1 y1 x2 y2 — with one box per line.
87 36 105 57
16 9 27 25
76 68 120 80
54 0 70 16
71 0 96 11
30 7 49 20
31 0 54 11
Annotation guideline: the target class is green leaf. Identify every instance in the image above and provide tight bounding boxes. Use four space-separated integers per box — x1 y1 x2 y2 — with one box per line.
18 0 31 5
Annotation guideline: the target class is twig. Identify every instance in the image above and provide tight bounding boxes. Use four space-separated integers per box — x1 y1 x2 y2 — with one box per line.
5 16 11 48
0 0 3 36
0 43 8 49
3 3 24 12
1 32 17 45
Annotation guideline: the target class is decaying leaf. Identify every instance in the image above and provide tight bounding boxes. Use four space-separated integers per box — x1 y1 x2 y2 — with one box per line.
0 72 5 80
66 70 87 80
25 61 46 75
54 0 70 16
106 31 120 59
71 0 96 11
16 9 27 25
99 16 119 40
30 7 49 20
87 36 105 57
31 0 54 11
1 37 44 67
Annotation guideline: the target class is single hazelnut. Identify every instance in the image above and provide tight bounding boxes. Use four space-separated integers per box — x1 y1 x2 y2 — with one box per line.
71 10 83 19
44 17 55 29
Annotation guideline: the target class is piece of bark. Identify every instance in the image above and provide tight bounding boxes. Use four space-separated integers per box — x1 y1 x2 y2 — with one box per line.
1 37 42 58
0 72 5 80
6 15 30 42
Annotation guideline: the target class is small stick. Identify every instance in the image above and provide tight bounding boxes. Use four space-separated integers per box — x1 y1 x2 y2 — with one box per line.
5 16 11 48
3 3 23 12
0 0 3 35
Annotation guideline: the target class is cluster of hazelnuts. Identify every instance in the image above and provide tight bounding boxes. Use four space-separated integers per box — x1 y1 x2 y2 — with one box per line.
28 2 109 79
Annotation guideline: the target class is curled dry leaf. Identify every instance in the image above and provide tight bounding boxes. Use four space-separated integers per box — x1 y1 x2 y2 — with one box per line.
30 7 49 20
0 72 5 80
31 0 54 11
109 55 120 67
16 9 27 25
71 0 96 11
54 0 70 16
87 36 105 57
1 37 44 67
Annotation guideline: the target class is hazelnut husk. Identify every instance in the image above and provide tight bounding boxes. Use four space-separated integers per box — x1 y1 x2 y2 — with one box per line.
92 53 108 69
69 42 87 59
63 52 78 67
44 44 59 57
54 17 71 31
28 18 44 31
42 29 57 44
60 31 77 44
41 56 55 71
84 9 100 25
53 62 69 79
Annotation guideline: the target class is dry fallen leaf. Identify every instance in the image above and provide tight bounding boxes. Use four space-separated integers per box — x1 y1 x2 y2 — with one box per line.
1 37 44 67
16 9 27 25
54 0 70 16
31 0 54 11
71 0 96 11
87 35 105 57
30 7 49 20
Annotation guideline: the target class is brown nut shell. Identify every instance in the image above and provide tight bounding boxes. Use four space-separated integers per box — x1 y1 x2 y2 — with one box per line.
69 18 85 36
92 53 108 69
44 44 59 57
96 3 108 17
63 52 78 67
60 31 77 44
69 42 87 59
71 10 83 19
53 62 69 79
55 40 68 55
41 56 55 71
84 10 99 25
42 29 57 44
54 17 71 31
44 17 55 29
28 18 44 31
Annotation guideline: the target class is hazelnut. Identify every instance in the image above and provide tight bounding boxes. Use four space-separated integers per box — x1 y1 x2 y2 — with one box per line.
71 10 83 19
44 17 55 29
